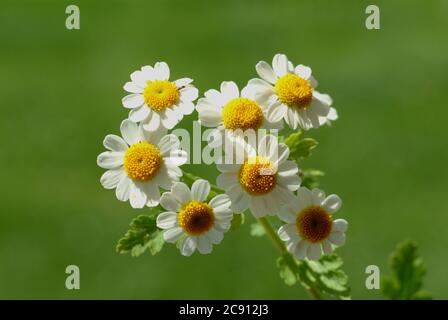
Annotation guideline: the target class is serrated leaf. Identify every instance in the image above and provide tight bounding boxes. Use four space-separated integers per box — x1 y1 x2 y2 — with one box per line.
301 168 325 189
381 240 432 300
230 213 245 231
250 223 266 237
277 253 350 299
284 132 318 161
116 214 164 257
277 253 299 286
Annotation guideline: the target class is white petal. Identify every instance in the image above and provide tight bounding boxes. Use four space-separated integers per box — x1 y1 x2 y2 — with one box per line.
278 223 299 241
129 182 147 208
120 119 143 145
161 108 180 129
207 228 224 244
156 212 178 229
294 64 312 79
163 227 183 243
266 101 287 123
142 182 160 207
178 101 195 115
220 81 239 100
278 160 299 177
272 54 288 77
296 187 313 207
285 108 299 130
332 219 348 233
322 240 333 255
157 134 180 155
322 194 342 213
129 105 150 122
307 243 322 261
122 93 144 109
165 149 187 167
216 172 237 189
140 65 156 81
97 151 123 169
142 111 161 132
227 184 250 212
329 232 346 246
154 62 170 80
130 70 148 88
293 240 309 260
191 179 210 201
180 236 197 256
123 82 144 93
278 206 296 223
100 169 125 189
216 163 241 173
311 188 326 206
209 194 232 213
115 176 132 202
160 192 181 211
204 89 225 106
171 182 191 205
256 61 277 84
249 197 269 217
175 78 193 87
197 236 213 254
103 134 128 152
180 86 198 102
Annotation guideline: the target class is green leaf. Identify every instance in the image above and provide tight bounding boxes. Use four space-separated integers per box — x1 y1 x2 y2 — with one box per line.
250 223 266 237
116 215 164 257
284 131 318 161
381 240 432 300
301 168 325 189
277 253 299 286
277 253 351 299
230 213 245 231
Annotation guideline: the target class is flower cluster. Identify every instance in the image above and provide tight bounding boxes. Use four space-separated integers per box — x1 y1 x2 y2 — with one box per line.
97 53 348 260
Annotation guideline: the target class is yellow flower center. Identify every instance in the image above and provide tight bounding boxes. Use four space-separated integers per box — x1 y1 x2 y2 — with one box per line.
296 206 332 243
222 98 264 130
275 74 313 109
123 142 162 181
239 157 277 195
178 201 215 236
143 80 179 112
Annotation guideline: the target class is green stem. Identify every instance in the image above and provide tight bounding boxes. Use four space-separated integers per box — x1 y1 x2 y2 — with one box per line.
257 217 322 300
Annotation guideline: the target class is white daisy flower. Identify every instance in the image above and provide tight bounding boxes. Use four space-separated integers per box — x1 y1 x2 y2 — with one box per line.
122 62 199 131
216 134 300 217
196 81 282 147
97 119 188 208
156 180 233 256
278 187 348 261
247 53 337 130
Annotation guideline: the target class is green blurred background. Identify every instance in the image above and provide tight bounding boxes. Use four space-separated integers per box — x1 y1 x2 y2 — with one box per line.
1 0 447 299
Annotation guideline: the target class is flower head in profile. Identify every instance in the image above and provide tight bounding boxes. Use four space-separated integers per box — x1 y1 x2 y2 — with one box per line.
157 180 234 256
247 53 337 130
278 187 348 261
216 134 300 217
122 62 198 131
97 119 187 208
196 81 282 147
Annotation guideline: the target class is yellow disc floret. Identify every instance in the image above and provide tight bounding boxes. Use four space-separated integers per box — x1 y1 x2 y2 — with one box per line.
296 206 332 243
222 98 264 130
143 80 179 112
239 156 277 195
178 201 215 236
275 74 313 109
123 142 162 181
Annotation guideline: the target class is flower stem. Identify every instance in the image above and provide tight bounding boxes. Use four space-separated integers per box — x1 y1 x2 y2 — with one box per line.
257 217 322 300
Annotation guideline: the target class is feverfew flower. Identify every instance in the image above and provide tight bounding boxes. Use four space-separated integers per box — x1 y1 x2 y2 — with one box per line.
157 180 233 256
247 53 337 130
122 62 198 131
196 81 282 147
278 187 348 261
216 134 300 217
97 119 187 208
